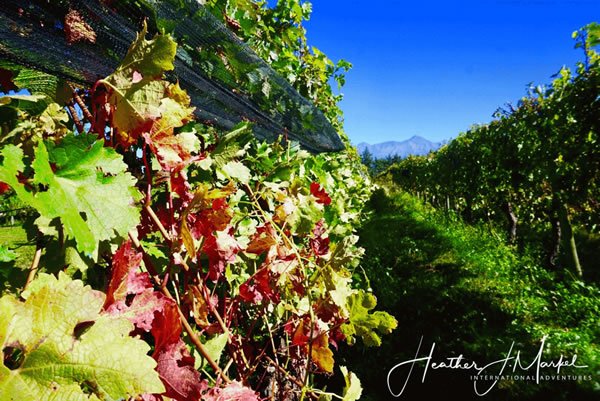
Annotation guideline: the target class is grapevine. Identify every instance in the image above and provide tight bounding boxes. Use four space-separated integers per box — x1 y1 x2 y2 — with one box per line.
0 2 396 400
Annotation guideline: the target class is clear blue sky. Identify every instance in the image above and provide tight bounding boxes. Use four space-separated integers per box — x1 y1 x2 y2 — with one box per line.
297 0 599 144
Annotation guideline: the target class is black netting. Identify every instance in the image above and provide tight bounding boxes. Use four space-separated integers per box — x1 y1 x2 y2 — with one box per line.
0 0 344 153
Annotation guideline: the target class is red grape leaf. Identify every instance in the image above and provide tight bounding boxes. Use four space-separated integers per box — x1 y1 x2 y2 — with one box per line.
104 241 151 308
153 339 206 401
202 229 241 281
151 299 182 351
239 281 263 304
0 182 10 195
104 243 204 400
292 319 310 347
203 381 259 401
239 268 279 304
310 182 332 206
106 288 167 332
151 300 206 401
190 198 233 239
171 170 194 204
142 94 197 171
309 220 330 257
103 242 168 331
245 224 278 255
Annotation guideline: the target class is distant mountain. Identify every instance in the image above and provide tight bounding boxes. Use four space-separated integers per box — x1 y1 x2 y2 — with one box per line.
356 136 443 159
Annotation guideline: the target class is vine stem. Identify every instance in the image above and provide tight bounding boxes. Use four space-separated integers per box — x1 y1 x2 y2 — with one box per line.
23 244 42 291
67 103 84 134
197 283 229 336
142 144 152 205
242 183 316 391
164 288 231 383
143 204 189 272
69 85 93 121
127 230 230 383
264 356 319 401
144 204 172 243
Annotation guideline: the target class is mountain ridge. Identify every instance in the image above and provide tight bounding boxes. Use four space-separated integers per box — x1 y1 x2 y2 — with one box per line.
355 135 443 159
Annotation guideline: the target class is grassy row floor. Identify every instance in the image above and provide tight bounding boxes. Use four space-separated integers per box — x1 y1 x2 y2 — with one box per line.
0 225 36 293
339 188 599 401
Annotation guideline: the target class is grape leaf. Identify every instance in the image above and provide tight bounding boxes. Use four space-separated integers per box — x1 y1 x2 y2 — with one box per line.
203 381 260 401
210 123 254 169
0 135 141 254
196 333 229 369
153 339 206 401
103 242 205 400
151 301 206 401
104 240 150 307
0 272 165 400
276 193 322 235
327 269 355 316
310 219 330 257
239 268 279 304
117 22 176 78
0 246 16 263
340 366 362 401
311 333 334 373
245 224 278 255
202 230 242 281
217 160 252 184
310 182 332 206
98 22 193 150
0 61 71 105
341 291 398 347
103 242 166 331
142 96 198 171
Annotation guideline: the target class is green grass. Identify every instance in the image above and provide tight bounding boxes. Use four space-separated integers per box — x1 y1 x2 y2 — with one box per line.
340 188 599 401
0 225 35 262
0 225 36 292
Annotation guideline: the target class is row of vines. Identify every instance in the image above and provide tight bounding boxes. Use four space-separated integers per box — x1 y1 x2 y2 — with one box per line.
0 1 396 400
388 23 600 278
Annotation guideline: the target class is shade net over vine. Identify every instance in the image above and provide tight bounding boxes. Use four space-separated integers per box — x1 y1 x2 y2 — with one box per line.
0 0 344 153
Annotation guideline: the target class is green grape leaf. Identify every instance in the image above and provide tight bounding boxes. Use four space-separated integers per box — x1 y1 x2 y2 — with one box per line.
329 235 362 270
118 22 176 78
0 61 71 106
195 333 229 369
278 193 322 235
340 366 362 401
0 94 47 115
0 135 141 254
326 269 355 316
210 123 254 169
0 272 165 400
341 291 398 347
217 160 252 184
0 246 16 263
